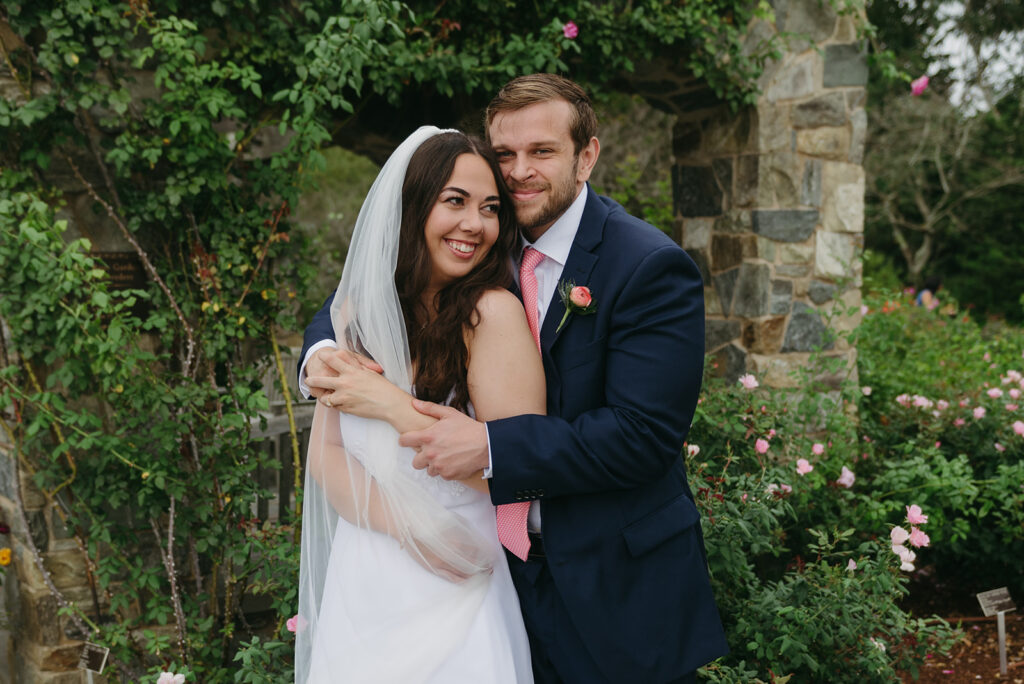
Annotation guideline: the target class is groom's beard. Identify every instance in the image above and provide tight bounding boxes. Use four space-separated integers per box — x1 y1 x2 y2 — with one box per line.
512 156 579 238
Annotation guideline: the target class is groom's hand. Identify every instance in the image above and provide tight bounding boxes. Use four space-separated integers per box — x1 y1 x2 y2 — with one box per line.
402 399 489 481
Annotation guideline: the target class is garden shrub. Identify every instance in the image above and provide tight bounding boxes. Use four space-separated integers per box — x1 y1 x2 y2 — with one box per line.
857 289 1024 597
691 288 1023 681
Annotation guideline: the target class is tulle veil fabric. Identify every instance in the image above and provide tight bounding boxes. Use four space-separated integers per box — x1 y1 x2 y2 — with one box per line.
295 127 497 683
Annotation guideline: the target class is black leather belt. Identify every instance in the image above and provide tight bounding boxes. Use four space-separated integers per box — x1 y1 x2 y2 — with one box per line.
527 532 545 560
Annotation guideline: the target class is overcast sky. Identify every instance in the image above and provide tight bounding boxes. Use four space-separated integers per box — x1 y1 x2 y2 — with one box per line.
932 1 1024 111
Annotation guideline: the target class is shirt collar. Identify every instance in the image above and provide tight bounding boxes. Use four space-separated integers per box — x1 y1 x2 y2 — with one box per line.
519 184 589 267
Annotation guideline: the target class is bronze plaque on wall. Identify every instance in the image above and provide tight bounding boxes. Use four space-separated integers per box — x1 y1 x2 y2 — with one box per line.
92 251 146 289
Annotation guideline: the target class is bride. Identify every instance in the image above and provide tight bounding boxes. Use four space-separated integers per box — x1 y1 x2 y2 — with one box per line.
295 127 544 683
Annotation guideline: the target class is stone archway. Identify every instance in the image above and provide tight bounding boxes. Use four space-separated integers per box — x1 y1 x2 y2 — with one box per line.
629 4 867 388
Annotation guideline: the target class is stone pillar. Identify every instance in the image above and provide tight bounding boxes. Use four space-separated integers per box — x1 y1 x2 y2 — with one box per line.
669 1 866 387
0 433 102 683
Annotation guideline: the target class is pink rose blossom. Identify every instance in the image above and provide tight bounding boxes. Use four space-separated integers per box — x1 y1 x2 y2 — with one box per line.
847 558 857 570
1007 370 1022 382
861 386 872 396
837 466 855 488
755 438 769 454
906 504 928 525
157 675 185 684
861 305 869 315
562 21 579 39
1010 389 1021 399
287 615 300 633
988 388 1004 399
995 443 1006 452
910 75 929 95
796 458 813 475
890 527 911 545
896 394 911 407
934 441 941 448
781 483 792 493
1013 420 1024 436
1006 404 1019 411
569 285 591 307
811 443 825 456
913 395 933 409
953 417 966 427
892 544 915 563
901 560 916 572
936 399 949 410
959 398 970 407
741 493 748 502
738 373 759 390
766 483 792 495
768 428 777 438
973 407 986 419
908 526 931 548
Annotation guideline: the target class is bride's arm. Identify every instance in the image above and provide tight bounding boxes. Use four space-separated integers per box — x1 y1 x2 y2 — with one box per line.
307 400 397 536
308 401 479 581
309 289 544 492
460 288 547 491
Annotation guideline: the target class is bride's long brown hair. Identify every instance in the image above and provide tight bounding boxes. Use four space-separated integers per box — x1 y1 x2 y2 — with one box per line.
396 132 517 411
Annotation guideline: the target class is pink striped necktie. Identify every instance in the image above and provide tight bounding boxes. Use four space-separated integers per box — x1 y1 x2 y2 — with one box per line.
495 246 544 561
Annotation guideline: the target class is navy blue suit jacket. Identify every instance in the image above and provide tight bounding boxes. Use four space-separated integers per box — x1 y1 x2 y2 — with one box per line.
300 188 727 681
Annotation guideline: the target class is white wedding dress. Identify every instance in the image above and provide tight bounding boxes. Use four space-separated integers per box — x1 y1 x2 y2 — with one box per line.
304 412 533 684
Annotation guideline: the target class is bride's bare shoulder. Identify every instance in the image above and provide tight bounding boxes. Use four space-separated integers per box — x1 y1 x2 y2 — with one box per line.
471 288 527 326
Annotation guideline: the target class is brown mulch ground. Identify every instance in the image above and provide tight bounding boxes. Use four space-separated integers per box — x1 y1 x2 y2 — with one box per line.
898 572 1023 682
902 614 1024 682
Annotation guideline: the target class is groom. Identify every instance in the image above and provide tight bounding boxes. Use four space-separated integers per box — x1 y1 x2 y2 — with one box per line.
300 74 727 683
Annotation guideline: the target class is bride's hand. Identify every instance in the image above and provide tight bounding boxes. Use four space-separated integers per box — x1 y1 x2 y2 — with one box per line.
308 356 406 422
305 348 384 400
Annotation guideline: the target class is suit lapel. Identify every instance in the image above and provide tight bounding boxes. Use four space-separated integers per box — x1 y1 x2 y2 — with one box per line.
540 188 607 355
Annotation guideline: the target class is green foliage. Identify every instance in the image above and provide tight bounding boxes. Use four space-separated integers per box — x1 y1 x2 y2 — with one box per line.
596 154 674 235
863 0 1024 321
856 289 1024 594
689 310 967 681
692 290 1024 680
233 637 295 683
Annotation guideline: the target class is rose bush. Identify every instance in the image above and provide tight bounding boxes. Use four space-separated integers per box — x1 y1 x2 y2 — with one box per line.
690 287 1022 681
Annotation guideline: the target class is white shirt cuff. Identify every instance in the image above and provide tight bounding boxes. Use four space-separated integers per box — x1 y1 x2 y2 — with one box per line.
298 339 339 399
483 423 494 479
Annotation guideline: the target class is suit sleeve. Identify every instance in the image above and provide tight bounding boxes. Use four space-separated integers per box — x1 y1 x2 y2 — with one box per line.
486 245 704 504
297 293 337 386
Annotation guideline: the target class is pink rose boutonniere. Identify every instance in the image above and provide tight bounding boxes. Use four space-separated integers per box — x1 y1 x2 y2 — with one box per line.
555 280 596 333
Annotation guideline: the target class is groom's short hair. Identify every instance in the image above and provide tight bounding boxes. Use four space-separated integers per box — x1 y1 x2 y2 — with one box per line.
485 73 597 155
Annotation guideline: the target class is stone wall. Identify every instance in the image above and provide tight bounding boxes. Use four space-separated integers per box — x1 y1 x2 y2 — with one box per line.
0 433 103 684
642 1 867 388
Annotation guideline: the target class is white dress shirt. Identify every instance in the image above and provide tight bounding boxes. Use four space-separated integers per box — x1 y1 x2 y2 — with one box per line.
496 184 589 532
